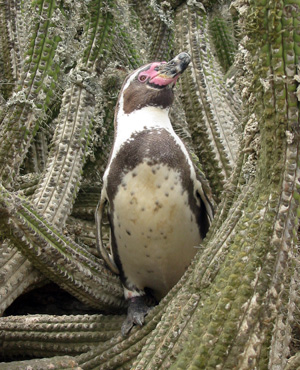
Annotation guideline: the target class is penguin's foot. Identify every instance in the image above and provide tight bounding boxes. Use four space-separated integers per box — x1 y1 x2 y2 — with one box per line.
121 296 150 336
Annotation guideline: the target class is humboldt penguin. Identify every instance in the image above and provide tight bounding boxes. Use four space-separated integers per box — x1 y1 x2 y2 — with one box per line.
96 52 213 335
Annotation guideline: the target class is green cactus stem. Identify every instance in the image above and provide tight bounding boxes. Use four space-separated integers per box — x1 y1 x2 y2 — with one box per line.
174 2 241 200
0 0 67 187
0 184 125 311
0 314 123 360
131 0 174 61
0 356 81 370
0 242 45 316
209 5 238 72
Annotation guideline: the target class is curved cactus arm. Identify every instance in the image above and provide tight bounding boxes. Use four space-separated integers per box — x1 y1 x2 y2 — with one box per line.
0 184 125 311
175 3 241 199
0 242 45 316
0 314 123 360
0 356 81 370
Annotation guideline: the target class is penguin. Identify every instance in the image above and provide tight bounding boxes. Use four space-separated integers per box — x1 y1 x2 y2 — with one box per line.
95 52 214 335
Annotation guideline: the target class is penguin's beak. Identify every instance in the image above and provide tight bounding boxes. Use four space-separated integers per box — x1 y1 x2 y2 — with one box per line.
148 52 190 87
160 53 191 78
158 52 191 78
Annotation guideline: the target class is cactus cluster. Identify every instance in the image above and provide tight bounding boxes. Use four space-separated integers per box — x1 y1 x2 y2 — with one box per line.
0 0 299 369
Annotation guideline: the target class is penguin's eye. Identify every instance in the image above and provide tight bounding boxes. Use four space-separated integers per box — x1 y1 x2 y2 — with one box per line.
138 75 147 82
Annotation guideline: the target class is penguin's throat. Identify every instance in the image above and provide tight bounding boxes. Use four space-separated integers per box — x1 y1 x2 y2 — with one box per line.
115 106 173 145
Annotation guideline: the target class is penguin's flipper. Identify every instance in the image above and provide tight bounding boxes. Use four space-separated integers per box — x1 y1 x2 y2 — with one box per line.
195 181 214 224
95 191 120 274
121 296 151 336
193 178 215 239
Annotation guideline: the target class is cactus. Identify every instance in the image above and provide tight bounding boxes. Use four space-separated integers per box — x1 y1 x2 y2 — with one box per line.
174 3 241 200
0 0 299 369
0 183 124 311
0 314 123 359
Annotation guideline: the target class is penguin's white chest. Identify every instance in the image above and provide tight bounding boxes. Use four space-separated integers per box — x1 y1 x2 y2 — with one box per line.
112 161 201 299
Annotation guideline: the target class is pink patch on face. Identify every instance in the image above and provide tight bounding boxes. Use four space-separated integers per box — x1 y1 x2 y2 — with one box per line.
151 74 180 86
138 62 179 86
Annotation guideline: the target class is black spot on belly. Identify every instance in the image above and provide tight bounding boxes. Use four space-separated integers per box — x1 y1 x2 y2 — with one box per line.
126 230 131 236
144 245 148 248
147 270 154 274
154 201 162 212
152 168 156 174
165 193 169 197
146 254 150 258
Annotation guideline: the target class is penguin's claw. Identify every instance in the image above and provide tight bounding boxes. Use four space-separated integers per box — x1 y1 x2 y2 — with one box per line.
121 296 150 336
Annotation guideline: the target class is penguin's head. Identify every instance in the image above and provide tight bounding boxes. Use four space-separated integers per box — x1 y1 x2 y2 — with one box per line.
119 52 190 115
